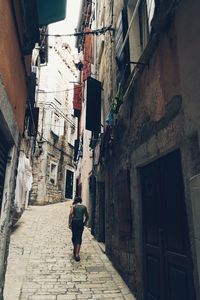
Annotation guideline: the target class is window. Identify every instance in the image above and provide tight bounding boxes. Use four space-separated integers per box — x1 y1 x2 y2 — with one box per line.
51 113 64 136
51 113 60 136
49 162 58 185
127 0 155 66
115 7 130 85
139 0 152 51
67 126 75 146
146 0 156 29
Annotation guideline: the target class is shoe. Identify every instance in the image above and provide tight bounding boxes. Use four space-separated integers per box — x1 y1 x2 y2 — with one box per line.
75 255 80 262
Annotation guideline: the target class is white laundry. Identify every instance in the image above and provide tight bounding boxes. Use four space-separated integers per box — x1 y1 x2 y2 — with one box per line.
14 151 33 213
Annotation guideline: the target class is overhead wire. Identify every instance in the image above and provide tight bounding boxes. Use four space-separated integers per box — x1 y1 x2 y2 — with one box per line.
39 102 76 127
37 85 82 93
40 25 114 38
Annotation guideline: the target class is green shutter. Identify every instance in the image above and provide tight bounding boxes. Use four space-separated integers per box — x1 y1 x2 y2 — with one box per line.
37 0 67 26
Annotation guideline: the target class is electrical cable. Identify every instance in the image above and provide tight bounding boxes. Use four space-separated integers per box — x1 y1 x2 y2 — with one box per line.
37 86 82 93
40 123 77 129
38 102 76 127
40 25 114 38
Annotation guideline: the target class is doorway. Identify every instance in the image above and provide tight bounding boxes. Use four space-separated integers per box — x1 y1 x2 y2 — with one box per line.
65 169 74 199
141 149 195 300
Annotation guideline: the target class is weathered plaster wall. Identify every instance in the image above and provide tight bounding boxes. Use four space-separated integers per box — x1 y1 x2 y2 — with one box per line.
175 0 200 136
0 0 27 132
0 78 20 298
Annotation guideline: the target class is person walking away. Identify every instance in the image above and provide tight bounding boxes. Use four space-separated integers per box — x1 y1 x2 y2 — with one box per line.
68 196 89 261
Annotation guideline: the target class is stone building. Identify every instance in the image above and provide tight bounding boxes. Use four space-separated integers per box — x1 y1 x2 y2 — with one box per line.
79 0 200 299
74 0 96 224
31 24 78 205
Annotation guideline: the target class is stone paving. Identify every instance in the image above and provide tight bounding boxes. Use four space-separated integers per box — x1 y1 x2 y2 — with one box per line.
3 202 136 300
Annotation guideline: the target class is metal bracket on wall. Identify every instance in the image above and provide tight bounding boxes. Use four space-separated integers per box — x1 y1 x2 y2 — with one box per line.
127 61 149 68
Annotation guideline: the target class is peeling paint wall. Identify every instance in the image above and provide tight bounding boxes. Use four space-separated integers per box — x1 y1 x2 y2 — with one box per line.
0 78 20 298
0 0 27 132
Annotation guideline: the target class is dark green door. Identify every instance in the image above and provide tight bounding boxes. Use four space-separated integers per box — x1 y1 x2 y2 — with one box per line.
141 150 195 300
65 169 74 199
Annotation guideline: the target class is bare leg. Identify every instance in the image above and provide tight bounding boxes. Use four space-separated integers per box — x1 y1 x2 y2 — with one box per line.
76 244 81 256
74 244 81 261
73 244 76 257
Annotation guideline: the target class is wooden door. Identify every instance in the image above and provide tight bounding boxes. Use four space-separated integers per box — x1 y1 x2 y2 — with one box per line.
141 150 195 300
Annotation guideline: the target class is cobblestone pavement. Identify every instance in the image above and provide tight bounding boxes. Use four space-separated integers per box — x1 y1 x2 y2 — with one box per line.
4 202 136 300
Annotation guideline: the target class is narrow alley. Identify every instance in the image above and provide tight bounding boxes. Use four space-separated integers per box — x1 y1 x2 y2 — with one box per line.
1 0 200 299
3 202 135 300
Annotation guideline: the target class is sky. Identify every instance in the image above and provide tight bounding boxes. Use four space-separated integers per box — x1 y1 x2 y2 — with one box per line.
49 0 82 48
65 0 82 33
46 0 82 115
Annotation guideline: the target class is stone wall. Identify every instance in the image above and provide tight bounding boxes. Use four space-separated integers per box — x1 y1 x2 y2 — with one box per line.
31 127 74 205
95 0 200 298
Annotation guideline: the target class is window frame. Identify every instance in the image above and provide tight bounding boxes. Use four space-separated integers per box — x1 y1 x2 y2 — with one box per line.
49 161 58 185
